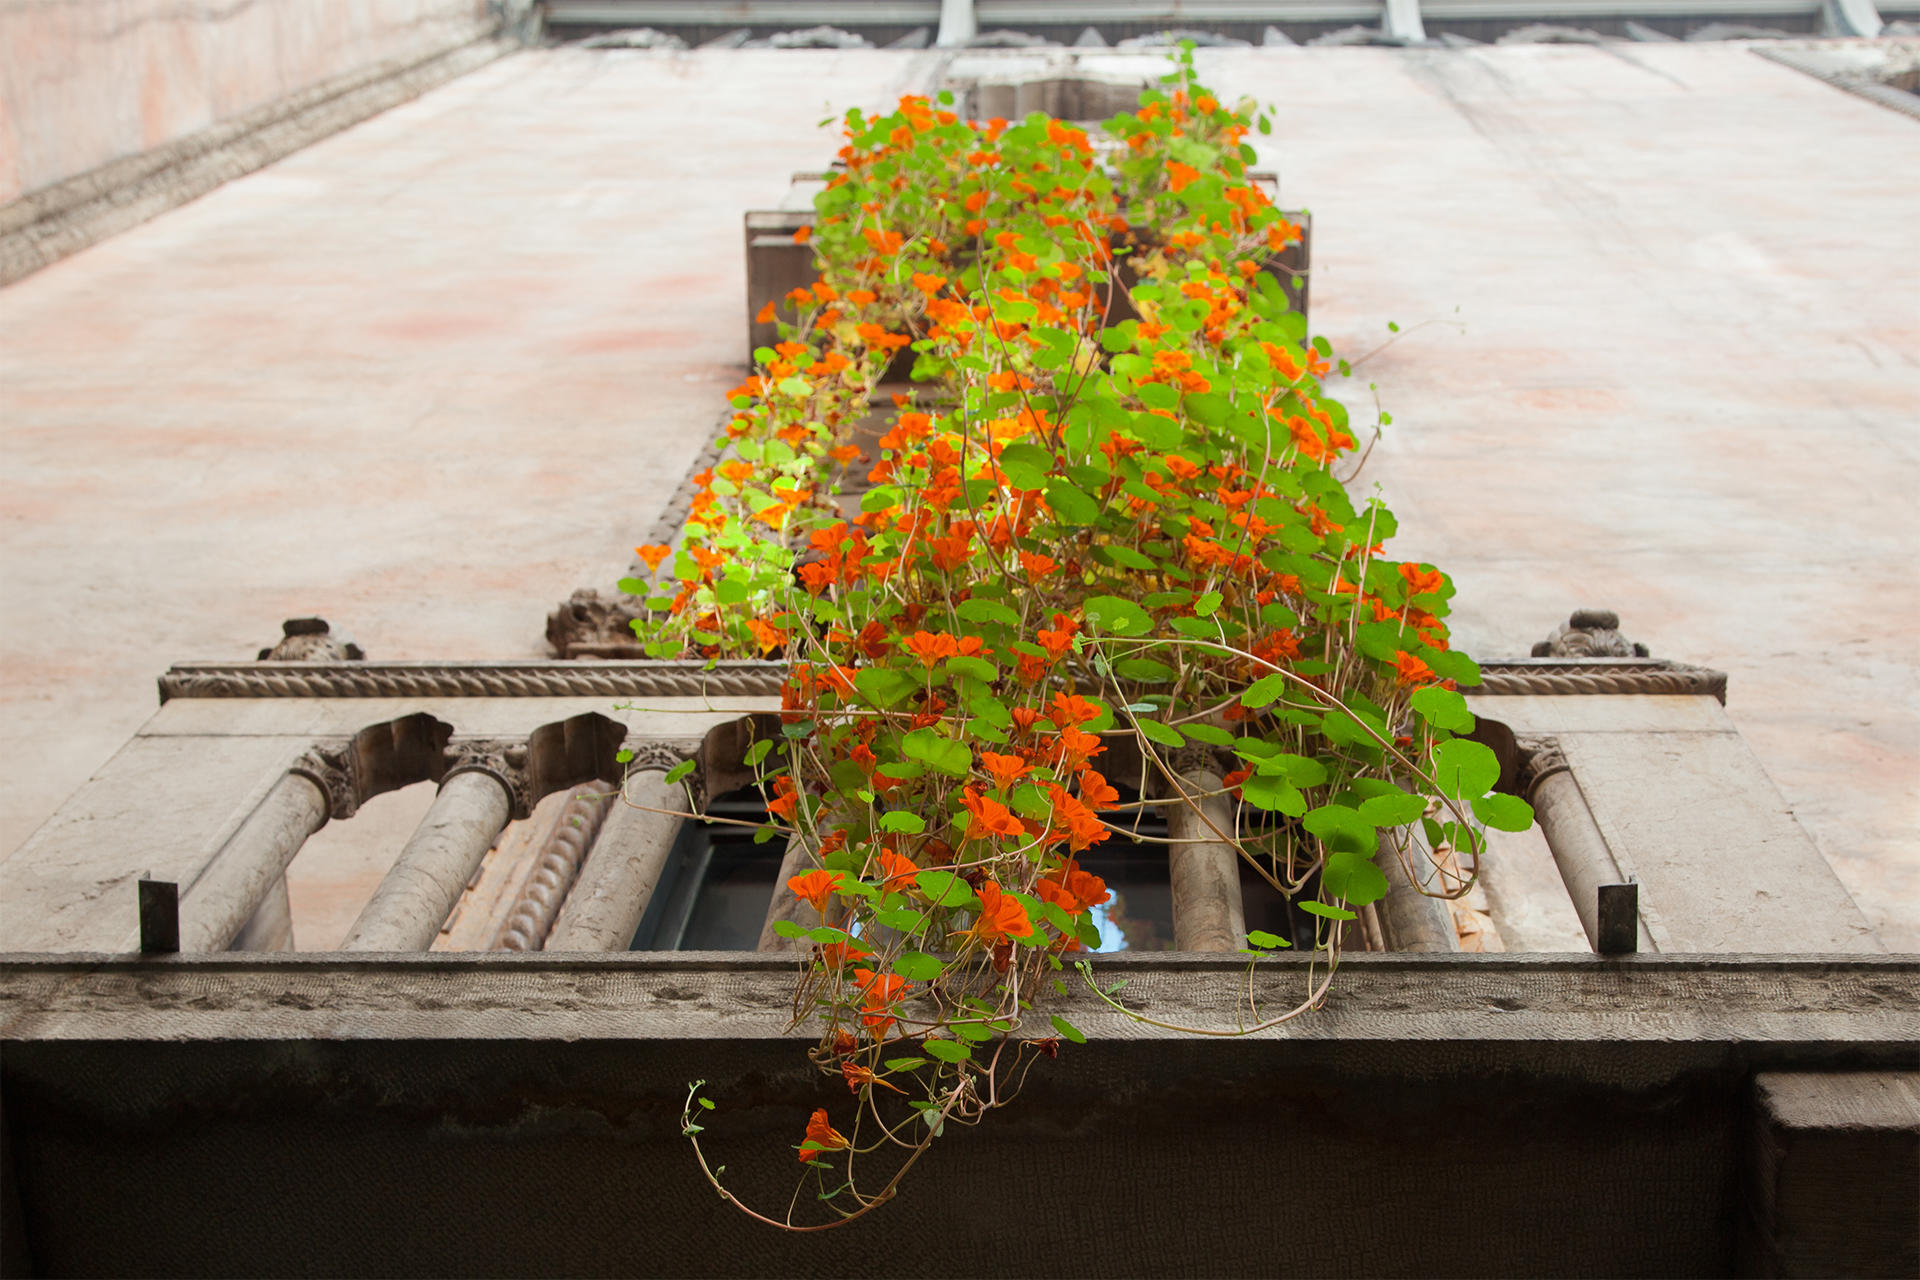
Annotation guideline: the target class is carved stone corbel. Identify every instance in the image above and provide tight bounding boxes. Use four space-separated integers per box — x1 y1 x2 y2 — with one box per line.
286 712 455 821
545 588 646 659
258 617 364 661
1531 609 1651 658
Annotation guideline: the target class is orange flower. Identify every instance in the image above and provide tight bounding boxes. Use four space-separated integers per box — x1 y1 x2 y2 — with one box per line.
754 300 777 324
1399 563 1447 597
1079 770 1119 810
1167 161 1201 193
1020 551 1058 578
1049 691 1102 728
961 786 1028 842
798 1108 849 1162
788 868 844 914
911 271 946 294
793 224 812 244
1393 650 1437 687
819 936 873 969
1038 856 1111 914
1048 786 1111 852
745 617 785 655
904 630 959 669
634 544 671 572
841 1061 907 1095
1053 725 1105 774
767 774 802 821
853 968 911 1040
874 848 920 893
980 751 1029 792
1037 613 1078 660
968 880 1035 944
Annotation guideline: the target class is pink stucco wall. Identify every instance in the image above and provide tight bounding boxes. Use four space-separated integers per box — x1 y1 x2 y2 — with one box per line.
0 0 494 204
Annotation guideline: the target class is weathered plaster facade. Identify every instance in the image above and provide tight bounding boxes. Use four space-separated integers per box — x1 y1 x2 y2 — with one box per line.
0 43 1914 951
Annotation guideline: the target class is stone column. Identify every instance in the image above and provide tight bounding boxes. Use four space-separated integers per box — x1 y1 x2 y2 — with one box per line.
176 763 335 952
229 874 296 952
1521 738 1656 953
544 762 694 951
757 836 816 952
340 743 525 952
1373 832 1460 953
1162 768 1247 953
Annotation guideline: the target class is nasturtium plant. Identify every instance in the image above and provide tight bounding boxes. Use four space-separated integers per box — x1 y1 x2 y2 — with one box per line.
646 45 1531 1228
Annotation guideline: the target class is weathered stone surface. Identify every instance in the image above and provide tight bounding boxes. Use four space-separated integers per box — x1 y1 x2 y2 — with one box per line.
0 736 318 952
2 953 1913 1045
1747 1072 1920 1276
1562 730 1881 953
1 957 1912 1273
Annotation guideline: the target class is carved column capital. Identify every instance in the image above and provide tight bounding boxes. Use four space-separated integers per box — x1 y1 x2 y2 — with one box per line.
444 739 536 820
288 743 358 821
1516 736 1571 800
624 739 703 806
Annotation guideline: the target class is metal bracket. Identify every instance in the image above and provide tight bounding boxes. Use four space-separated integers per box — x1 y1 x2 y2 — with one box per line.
1597 880 1639 955
138 874 180 954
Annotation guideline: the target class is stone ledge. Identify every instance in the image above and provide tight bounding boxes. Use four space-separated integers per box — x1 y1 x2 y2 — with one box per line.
3 952 1913 1045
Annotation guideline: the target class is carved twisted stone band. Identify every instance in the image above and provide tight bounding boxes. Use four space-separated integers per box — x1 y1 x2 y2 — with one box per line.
161 658 1724 703
160 661 791 702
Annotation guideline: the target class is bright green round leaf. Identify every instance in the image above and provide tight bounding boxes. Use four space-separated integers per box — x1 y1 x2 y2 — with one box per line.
894 951 945 982
1472 791 1536 832
1322 850 1389 906
1410 686 1475 733
922 1038 972 1063
1432 738 1501 800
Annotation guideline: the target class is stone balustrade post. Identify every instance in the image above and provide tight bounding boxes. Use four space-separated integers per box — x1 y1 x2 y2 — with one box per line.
1520 737 1656 953
544 767 693 951
340 742 527 952
1162 767 1247 953
175 767 334 952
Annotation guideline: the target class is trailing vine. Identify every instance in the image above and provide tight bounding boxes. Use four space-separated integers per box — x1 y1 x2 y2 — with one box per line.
624 46 1533 1228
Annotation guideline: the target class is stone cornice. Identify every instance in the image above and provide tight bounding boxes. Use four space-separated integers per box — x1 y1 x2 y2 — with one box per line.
158 657 1727 703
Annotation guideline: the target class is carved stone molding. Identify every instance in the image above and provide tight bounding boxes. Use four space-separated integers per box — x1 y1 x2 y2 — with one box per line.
443 739 536 820
1476 659 1727 704
496 786 616 952
1515 736 1572 801
158 660 790 701
165 657 1727 708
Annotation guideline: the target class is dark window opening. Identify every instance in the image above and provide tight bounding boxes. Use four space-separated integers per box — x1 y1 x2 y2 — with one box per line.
625 781 1327 952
